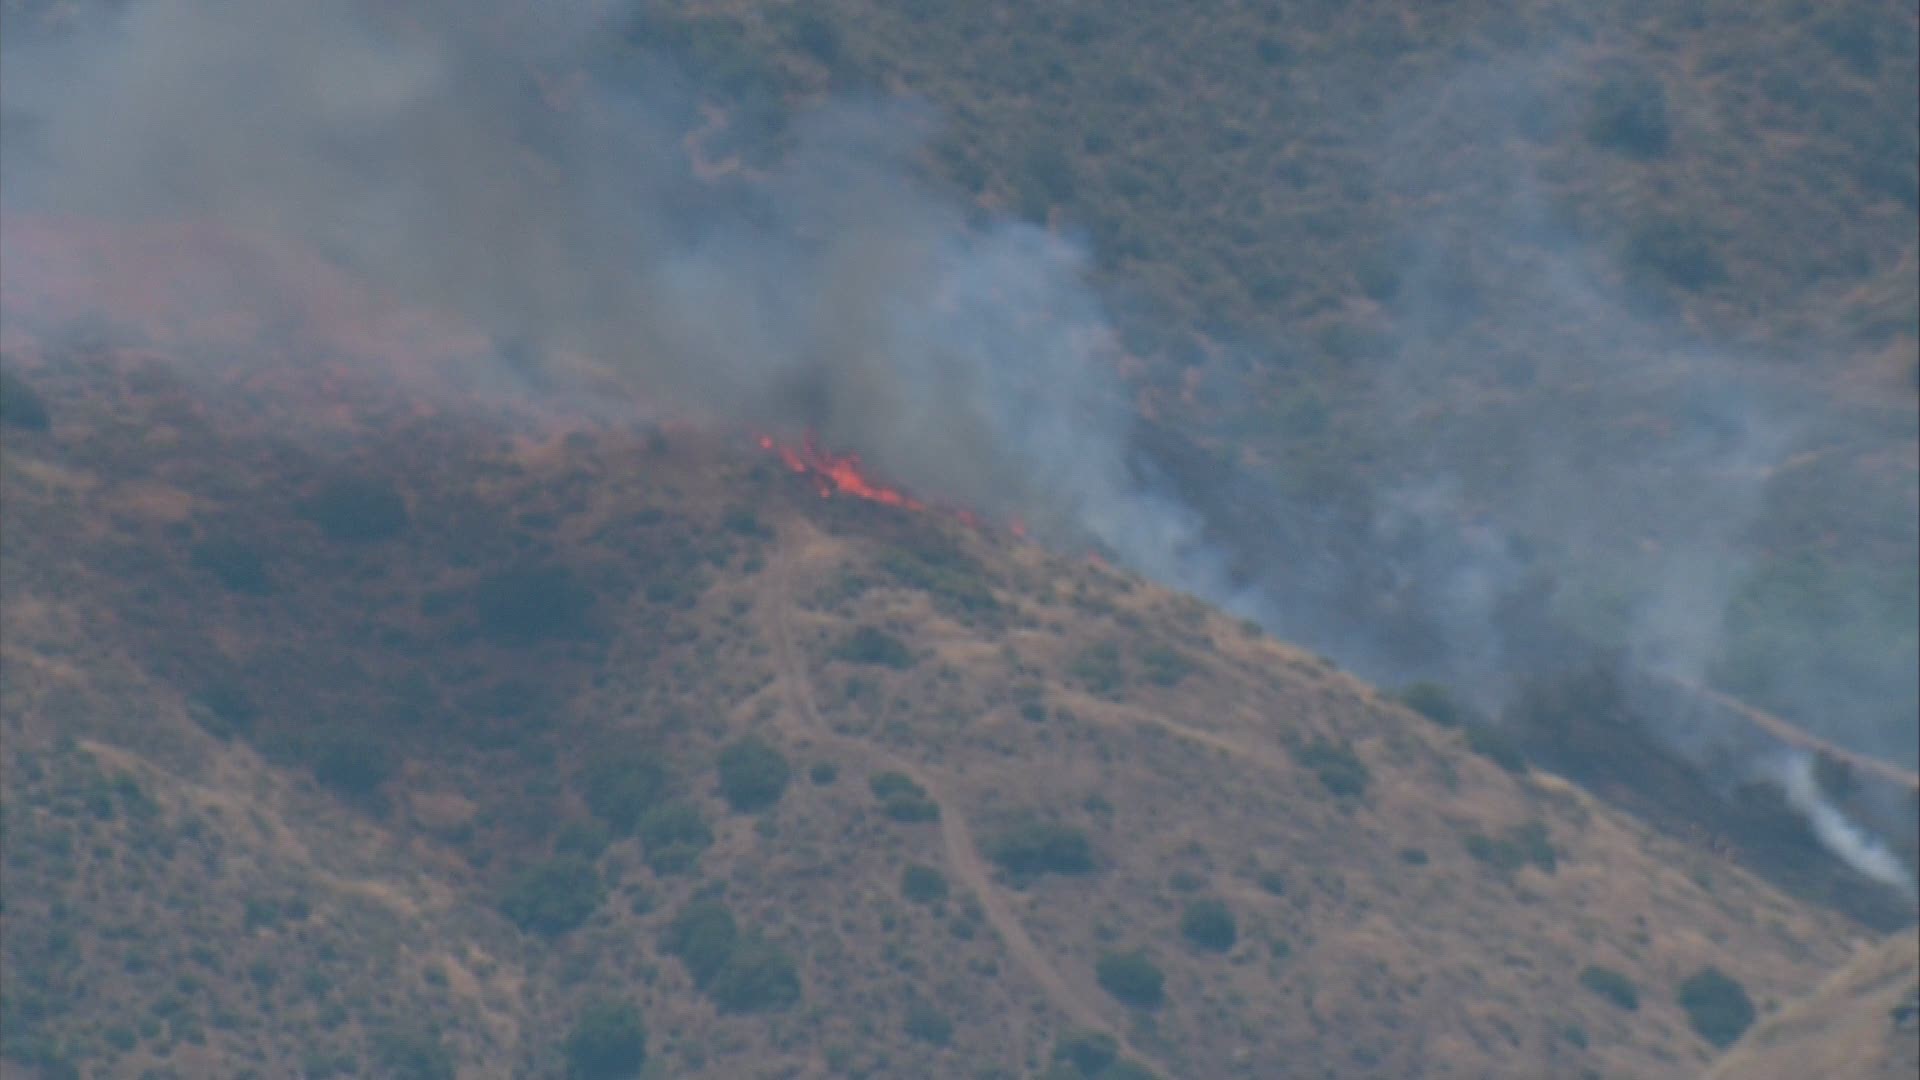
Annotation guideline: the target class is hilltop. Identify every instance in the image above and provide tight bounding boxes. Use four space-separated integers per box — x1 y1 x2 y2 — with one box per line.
0 348 1892 1078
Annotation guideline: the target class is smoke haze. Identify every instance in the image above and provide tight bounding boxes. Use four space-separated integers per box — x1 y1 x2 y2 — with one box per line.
3 1 1913 887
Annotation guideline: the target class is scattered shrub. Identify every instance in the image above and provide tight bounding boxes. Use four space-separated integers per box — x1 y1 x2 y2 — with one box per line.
297 476 409 543
1095 950 1165 1010
1579 965 1640 1011
987 820 1095 878
581 745 668 833
834 626 915 669
1052 1031 1118 1075
665 901 738 988
708 937 801 1013
1586 72 1671 157
1139 646 1193 687
0 367 51 430
191 539 273 595
1463 821 1557 875
717 736 790 813
869 772 939 823
1465 725 1528 774
902 1000 953 1046
1070 642 1125 696
473 564 593 642
879 546 1000 618
637 802 713 875
369 1024 455 1080
499 856 604 935
1393 682 1469 727
1677 967 1755 1048
307 732 394 797
1295 739 1370 803
1179 899 1237 953
563 1000 646 1080
901 864 948 904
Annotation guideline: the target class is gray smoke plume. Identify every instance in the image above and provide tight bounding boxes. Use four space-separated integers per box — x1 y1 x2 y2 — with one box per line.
0 0 1242 603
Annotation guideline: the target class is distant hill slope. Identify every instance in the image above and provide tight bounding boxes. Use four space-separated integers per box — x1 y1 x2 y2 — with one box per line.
1704 932 1919 1080
0 349 1887 1079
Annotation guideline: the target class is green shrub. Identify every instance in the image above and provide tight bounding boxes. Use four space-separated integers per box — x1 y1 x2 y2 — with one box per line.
902 1000 953 1046
1578 965 1639 1011
1070 641 1125 696
581 745 668 833
809 761 839 785
1052 1031 1118 1075
1139 646 1193 687
499 856 603 935
901 864 949 904
869 772 939 822
563 1000 647 1080
473 564 593 642
637 802 712 875
369 1023 455 1080
1179 899 1237 953
664 901 738 988
717 736 790 813
1465 725 1528 774
1586 72 1671 157
1463 821 1556 876
1393 683 1469 727
1294 739 1370 802
986 820 1095 878
834 626 915 669
879 547 999 618
297 476 409 543
1095 950 1165 1010
308 732 394 797
0 367 51 430
708 937 801 1013
1677 967 1756 1048
191 539 274 595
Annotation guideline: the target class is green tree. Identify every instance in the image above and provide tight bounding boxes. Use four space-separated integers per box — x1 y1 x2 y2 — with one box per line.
901 864 948 904
564 1000 647 1080
664 900 738 988
708 937 801 1013
717 736 790 813
637 802 713 875
1095 950 1165 1010
1678 967 1755 1048
499 856 603 935
1578 965 1639 1011
1179 899 1237 953
581 745 668 833
988 820 1095 878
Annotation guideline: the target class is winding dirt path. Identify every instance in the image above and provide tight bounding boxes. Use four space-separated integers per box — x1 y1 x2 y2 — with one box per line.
761 526 1167 1072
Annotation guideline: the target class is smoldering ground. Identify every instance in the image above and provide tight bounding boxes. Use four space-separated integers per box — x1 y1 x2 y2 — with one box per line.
3 2 1913 897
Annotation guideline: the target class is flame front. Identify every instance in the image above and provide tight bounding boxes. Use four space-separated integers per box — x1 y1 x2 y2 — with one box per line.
757 434 926 511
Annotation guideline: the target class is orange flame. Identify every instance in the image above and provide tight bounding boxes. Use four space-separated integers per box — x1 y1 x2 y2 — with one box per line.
757 434 925 511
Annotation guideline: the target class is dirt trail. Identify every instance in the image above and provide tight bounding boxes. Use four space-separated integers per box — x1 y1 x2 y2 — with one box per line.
1665 676 1920 792
762 526 1168 1073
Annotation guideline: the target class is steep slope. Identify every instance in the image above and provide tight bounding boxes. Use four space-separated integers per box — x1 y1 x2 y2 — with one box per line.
0 350 1885 1078
1703 932 1919 1080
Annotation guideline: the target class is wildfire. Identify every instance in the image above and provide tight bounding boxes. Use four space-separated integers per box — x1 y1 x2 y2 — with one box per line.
756 432 1028 539
757 433 925 510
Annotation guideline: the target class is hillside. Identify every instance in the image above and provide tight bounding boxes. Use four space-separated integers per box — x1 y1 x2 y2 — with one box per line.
1703 931 1919 1080
0 348 1889 1078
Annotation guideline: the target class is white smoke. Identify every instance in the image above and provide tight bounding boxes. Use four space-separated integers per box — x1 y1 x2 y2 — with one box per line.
1776 751 1917 900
